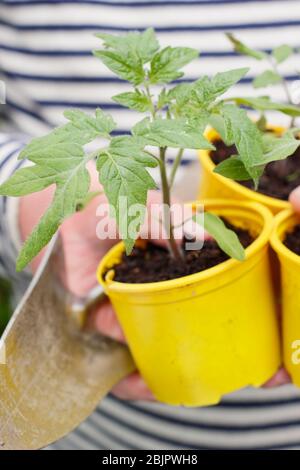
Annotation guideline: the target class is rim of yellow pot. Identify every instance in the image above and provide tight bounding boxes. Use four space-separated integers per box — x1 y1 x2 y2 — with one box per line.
270 208 300 265
199 127 291 213
98 199 273 295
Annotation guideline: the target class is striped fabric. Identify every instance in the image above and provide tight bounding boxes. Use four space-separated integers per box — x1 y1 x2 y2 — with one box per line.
1 0 300 450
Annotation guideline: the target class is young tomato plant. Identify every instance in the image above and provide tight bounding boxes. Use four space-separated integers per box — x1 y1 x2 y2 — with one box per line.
226 33 296 126
0 29 298 271
211 34 300 186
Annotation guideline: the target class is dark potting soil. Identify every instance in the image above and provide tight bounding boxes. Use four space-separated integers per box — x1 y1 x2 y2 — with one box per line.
108 220 253 284
284 224 300 256
210 139 300 201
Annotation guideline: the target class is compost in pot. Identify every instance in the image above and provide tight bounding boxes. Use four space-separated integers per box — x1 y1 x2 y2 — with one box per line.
107 219 253 284
211 139 300 201
283 224 300 255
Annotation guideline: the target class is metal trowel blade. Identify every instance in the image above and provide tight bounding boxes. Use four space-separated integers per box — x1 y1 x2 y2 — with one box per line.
0 236 135 450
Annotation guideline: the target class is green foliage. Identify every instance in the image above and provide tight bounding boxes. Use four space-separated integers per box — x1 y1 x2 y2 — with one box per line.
226 33 297 126
209 113 235 146
218 104 264 183
229 96 300 117
94 28 160 85
226 33 266 60
97 136 157 254
214 128 300 184
0 109 117 271
253 70 281 89
213 155 252 181
259 132 300 165
272 45 293 64
168 68 249 119
149 46 199 84
227 34 294 67
132 118 214 149
96 28 160 64
0 29 298 269
112 91 151 112
256 113 267 132
193 212 245 261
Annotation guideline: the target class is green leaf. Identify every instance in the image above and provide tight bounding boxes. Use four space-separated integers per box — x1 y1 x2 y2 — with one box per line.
214 155 252 181
136 28 161 63
0 165 60 196
193 211 246 261
253 70 281 89
230 96 300 117
112 91 151 112
186 111 210 130
20 108 116 165
16 165 90 271
167 82 192 107
220 104 264 175
133 117 214 149
149 46 198 84
256 132 300 165
0 108 115 270
226 33 266 60
207 67 249 98
76 190 102 211
96 28 159 64
186 68 249 108
209 113 235 146
93 50 145 85
256 113 267 132
168 68 248 123
272 44 293 64
97 136 158 254
63 108 116 138
95 29 159 84
94 29 158 85
157 88 170 109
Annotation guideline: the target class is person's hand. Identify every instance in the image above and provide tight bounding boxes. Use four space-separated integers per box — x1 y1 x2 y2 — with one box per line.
20 160 292 397
19 161 185 401
289 186 300 213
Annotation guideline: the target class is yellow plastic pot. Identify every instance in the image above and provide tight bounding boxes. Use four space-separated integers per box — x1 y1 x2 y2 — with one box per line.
198 128 290 215
98 200 280 407
271 209 300 387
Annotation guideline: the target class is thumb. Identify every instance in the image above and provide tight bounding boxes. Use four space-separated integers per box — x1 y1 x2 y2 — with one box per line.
289 186 300 213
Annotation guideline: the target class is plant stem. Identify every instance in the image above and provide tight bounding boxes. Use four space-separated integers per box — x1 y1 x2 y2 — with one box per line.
169 148 184 188
159 147 183 260
145 83 156 119
144 149 161 165
144 82 182 259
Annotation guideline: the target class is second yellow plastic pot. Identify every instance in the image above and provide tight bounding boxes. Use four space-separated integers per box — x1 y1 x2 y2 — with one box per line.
98 200 280 407
198 128 290 215
271 209 300 387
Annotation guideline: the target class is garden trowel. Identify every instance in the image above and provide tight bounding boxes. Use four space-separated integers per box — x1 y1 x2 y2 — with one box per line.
0 236 135 450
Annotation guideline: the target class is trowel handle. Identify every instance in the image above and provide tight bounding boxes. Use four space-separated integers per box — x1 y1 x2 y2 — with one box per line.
66 285 109 330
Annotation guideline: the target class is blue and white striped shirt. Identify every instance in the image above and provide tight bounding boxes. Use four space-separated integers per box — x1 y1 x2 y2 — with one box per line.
1 0 300 450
